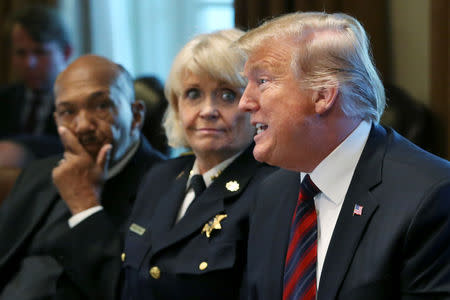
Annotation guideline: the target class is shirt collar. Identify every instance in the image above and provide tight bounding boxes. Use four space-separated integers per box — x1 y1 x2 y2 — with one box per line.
187 150 242 189
301 120 371 205
107 139 140 180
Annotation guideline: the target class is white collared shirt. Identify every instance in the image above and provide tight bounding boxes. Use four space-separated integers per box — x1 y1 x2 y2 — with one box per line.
300 120 371 287
68 140 140 227
175 151 242 222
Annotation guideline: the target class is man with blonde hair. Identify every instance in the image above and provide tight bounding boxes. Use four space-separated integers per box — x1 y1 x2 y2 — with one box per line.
238 12 450 300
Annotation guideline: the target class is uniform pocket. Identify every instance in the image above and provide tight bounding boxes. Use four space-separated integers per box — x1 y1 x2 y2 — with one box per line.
174 242 237 275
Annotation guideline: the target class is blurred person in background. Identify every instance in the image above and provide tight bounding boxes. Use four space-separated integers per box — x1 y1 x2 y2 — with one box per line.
0 5 73 169
0 5 72 138
381 83 444 156
134 75 170 156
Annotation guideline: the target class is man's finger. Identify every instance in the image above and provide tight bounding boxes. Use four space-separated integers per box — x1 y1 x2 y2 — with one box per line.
96 144 112 172
58 126 86 155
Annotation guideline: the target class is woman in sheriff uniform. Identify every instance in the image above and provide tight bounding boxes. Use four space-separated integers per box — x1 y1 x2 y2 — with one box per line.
120 29 276 300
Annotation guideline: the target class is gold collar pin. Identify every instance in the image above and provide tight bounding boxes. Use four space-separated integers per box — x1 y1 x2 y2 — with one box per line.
225 180 239 192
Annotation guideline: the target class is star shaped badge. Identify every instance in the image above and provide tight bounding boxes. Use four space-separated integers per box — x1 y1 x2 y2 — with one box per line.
201 214 228 238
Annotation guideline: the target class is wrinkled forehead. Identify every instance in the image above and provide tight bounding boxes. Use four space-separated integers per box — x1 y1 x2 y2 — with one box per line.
56 66 132 100
244 38 296 75
60 62 118 84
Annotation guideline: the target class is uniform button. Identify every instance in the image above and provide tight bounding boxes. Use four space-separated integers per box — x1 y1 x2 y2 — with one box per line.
149 266 161 279
199 261 208 271
121 253 126 262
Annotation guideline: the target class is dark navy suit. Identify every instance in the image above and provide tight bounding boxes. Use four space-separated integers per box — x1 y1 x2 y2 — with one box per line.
0 137 165 300
244 125 450 300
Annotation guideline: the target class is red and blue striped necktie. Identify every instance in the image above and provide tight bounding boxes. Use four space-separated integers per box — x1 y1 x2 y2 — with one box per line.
283 174 321 300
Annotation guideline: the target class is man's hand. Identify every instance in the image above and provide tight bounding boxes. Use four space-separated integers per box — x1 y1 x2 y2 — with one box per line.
52 126 112 215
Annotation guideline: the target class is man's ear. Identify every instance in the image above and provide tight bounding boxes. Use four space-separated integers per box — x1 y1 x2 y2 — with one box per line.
131 100 146 132
313 86 338 115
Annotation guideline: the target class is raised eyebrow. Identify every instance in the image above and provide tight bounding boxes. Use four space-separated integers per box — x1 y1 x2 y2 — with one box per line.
183 86 201 95
216 80 236 87
87 90 110 102
55 91 111 107
55 101 74 108
243 62 268 78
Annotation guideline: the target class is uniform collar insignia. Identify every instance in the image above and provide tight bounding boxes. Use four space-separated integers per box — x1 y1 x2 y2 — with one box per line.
225 180 240 192
210 170 222 182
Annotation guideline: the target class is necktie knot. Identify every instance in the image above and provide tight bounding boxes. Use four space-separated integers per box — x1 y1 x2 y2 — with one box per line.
299 174 320 203
189 174 206 197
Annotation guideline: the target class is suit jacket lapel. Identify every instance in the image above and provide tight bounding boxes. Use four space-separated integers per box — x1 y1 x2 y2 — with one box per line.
317 124 387 300
264 170 300 300
149 164 192 248
101 139 160 225
151 146 259 255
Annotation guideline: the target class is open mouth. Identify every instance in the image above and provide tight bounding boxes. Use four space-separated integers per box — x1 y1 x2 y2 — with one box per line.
256 123 268 135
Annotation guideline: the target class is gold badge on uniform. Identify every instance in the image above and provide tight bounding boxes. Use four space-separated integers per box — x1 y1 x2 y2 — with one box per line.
225 180 239 192
201 214 228 238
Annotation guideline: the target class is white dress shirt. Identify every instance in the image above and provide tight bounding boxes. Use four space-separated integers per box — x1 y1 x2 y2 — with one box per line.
301 120 371 287
175 151 242 222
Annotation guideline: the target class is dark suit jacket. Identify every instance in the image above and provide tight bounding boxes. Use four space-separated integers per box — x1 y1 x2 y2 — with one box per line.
244 125 450 300
53 145 276 300
0 84 57 138
0 137 165 300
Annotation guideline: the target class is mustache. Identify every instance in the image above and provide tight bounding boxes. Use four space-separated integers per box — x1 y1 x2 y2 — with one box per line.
78 133 100 146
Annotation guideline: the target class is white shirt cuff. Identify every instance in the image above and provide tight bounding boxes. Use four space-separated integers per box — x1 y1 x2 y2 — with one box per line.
68 206 104 228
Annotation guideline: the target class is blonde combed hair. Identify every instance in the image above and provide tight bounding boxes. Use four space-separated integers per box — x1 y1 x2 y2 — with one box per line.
237 12 385 123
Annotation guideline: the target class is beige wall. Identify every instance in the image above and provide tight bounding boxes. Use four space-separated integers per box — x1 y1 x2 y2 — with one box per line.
390 0 430 105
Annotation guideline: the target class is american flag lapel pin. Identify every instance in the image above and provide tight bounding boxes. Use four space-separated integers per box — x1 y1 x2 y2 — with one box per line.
353 204 363 216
